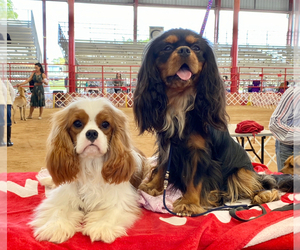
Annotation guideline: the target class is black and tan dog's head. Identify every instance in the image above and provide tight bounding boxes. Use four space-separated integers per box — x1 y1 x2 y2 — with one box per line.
134 28 227 136
154 31 205 90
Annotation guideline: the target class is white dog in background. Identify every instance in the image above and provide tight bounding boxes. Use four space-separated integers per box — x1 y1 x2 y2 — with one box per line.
12 86 27 123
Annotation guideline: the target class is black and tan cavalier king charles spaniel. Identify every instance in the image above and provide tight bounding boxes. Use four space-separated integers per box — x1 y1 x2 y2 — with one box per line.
133 28 293 216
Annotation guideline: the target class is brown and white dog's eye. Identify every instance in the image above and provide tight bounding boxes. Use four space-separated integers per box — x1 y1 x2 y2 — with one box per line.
73 120 83 128
101 121 110 129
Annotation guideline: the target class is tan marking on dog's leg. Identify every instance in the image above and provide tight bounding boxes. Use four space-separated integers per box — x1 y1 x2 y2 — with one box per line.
252 189 280 204
226 168 264 203
138 167 164 196
173 181 206 215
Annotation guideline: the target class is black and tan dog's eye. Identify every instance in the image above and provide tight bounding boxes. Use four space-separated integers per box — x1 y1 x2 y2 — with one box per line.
101 121 110 129
73 120 83 128
191 45 200 51
164 45 173 51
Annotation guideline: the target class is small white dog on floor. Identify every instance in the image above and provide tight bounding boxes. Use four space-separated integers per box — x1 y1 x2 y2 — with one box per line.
29 97 149 243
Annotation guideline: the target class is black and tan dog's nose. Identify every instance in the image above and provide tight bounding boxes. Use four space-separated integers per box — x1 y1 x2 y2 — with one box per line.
177 46 191 57
86 130 98 143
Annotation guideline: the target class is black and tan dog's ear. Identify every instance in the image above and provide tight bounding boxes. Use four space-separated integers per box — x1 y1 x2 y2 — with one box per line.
194 40 228 131
133 41 168 134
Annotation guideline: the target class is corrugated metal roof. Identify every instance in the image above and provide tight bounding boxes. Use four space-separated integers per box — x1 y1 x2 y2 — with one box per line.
41 0 291 13
75 0 133 4
219 0 233 9
220 0 289 12
256 0 289 11
241 0 255 10
138 0 213 7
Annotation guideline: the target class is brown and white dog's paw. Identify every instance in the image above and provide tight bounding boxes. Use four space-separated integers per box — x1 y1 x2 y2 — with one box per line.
36 168 56 189
83 222 126 243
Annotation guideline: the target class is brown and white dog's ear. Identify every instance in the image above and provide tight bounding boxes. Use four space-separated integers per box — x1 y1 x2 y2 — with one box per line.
295 155 300 175
102 110 136 184
281 155 294 175
46 108 80 186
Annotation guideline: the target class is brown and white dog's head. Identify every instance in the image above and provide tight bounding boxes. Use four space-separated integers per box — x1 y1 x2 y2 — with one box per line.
281 155 300 175
46 97 136 186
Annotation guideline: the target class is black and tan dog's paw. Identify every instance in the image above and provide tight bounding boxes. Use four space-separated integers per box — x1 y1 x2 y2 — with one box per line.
251 189 280 204
138 183 163 196
173 200 206 216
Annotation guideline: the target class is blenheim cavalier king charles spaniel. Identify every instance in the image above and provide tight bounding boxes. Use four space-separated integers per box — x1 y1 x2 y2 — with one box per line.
133 28 293 216
30 98 148 243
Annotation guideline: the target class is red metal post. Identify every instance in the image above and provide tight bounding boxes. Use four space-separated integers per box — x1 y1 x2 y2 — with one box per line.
8 63 11 83
287 15 293 46
129 66 132 92
260 68 263 92
294 0 299 46
42 0 47 76
68 0 76 93
133 0 138 42
214 0 221 44
284 68 287 91
230 0 240 93
287 0 293 46
102 66 104 94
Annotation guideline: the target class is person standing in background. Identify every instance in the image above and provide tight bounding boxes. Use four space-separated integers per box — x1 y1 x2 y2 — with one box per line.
277 81 289 94
6 79 15 146
17 63 48 120
0 80 7 146
269 86 300 171
113 73 123 93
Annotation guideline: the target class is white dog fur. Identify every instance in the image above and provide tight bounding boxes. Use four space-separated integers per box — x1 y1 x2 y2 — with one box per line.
29 97 148 243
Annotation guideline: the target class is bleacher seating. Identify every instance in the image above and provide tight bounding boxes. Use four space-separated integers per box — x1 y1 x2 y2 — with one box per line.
72 42 294 88
75 41 145 65
57 24 296 93
4 19 41 84
71 40 295 68
70 41 144 87
6 20 41 64
214 44 294 67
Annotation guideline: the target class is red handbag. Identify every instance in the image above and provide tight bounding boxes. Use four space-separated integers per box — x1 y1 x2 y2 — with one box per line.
235 120 264 136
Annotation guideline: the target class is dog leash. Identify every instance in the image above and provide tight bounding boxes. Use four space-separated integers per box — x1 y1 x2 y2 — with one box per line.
229 203 299 222
162 143 295 220
163 143 250 218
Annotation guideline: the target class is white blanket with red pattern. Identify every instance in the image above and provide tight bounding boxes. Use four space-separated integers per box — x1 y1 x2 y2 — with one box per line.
0 170 299 250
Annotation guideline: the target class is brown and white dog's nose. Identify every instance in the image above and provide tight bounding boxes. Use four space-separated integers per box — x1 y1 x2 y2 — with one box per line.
86 130 98 143
177 46 191 57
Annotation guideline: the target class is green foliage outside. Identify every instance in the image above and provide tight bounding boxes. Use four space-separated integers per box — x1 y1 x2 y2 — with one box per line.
0 0 18 20
49 79 65 91
51 57 66 65
137 38 150 43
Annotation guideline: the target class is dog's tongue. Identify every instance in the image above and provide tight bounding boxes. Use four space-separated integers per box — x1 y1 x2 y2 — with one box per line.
176 68 192 80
